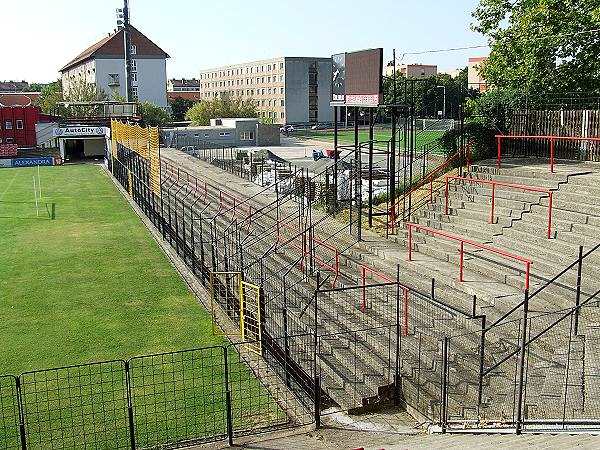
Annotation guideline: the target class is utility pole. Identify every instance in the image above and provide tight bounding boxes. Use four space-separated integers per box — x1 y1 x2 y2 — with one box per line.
117 0 134 102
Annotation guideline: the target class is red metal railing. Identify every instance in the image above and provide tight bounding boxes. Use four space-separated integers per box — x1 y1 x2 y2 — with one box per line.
406 222 532 291
277 221 341 287
388 146 471 233
496 134 600 173
445 175 554 239
360 265 409 336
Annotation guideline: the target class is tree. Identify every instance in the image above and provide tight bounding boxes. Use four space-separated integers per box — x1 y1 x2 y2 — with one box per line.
472 0 600 94
169 97 195 121
139 101 171 127
37 80 63 114
185 96 258 125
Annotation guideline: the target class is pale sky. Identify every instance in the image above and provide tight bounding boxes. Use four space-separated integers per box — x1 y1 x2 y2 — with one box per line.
2 0 489 83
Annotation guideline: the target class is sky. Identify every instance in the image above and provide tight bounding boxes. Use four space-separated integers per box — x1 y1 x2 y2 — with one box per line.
2 0 489 83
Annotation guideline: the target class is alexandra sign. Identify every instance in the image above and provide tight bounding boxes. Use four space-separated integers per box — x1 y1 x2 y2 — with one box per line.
53 126 110 137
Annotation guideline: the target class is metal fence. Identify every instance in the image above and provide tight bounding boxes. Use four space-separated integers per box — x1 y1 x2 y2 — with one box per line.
0 343 312 450
108 121 600 437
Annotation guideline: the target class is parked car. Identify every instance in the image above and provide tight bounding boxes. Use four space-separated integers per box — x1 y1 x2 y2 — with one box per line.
311 124 327 130
280 125 295 133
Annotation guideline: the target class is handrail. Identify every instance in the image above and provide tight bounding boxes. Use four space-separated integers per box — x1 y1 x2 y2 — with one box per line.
407 222 532 291
388 146 471 233
445 175 554 239
495 134 600 173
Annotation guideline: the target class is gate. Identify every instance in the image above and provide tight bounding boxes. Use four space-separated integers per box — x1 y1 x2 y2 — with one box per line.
209 271 243 335
209 272 262 355
240 281 262 355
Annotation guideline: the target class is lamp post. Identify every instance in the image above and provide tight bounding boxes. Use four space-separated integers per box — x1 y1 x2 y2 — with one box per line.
436 85 446 119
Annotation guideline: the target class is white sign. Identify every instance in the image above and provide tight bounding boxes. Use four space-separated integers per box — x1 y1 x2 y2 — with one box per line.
53 126 110 138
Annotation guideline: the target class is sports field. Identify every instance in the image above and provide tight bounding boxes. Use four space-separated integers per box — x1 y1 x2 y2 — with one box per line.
0 164 220 375
295 128 445 151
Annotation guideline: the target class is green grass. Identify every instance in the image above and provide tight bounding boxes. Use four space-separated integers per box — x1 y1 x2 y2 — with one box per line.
0 164 222 375
0 164 287 448
295 128 445 151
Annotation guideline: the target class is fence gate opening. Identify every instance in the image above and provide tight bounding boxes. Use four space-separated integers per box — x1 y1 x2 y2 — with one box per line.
240 280 262 355
209 271 243 336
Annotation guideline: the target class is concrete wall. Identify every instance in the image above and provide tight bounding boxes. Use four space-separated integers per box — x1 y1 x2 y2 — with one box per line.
284 58 333 124
256 124 280 146
94 57 168 106
83 138 106 157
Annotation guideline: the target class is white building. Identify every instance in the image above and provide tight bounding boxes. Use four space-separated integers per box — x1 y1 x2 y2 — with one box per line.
199 57 333 125
60 26 169 107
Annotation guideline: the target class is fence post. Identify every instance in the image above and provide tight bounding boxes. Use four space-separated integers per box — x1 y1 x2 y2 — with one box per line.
440 337 449 433
313 272 321 428
395 264 401 406
574 245 584 336
515 289 529 435
223 348 234 446
16 377 27 450
124 361 137 450
477 315 486 415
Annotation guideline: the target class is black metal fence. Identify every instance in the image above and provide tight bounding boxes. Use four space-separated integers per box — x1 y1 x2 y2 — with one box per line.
108 129 600 438
0 343 311 449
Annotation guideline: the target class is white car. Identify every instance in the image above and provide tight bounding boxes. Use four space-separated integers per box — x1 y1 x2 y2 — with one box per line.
280 125 295 133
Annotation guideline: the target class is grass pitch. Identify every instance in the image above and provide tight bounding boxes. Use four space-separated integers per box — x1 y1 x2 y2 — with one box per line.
0 164 222 375
0 164 289 447
295 128 446 152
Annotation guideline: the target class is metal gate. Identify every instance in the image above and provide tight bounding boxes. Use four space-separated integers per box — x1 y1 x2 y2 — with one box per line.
209 272 262 355
209 271 243 335
240 281 262 355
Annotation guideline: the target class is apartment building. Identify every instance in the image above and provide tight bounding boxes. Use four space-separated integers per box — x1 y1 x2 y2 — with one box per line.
60 26 169 106
199 57 333 124
468 57 489 92
385 63 438 79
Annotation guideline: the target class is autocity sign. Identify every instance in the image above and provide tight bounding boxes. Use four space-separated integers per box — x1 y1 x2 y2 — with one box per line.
53 126 110 138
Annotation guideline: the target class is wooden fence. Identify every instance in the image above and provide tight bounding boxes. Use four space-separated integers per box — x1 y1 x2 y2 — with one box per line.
506 109 600 161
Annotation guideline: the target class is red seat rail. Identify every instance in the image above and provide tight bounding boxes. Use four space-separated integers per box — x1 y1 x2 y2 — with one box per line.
445 175 554 239
495 135 600 173
407 222 532 292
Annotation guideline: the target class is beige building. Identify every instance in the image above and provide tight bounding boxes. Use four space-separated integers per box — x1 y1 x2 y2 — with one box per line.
468 57 489 92
199 57 333 124
385 63 438 79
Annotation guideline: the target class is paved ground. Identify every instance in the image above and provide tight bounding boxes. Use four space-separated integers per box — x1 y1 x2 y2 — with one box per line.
191 426 600 449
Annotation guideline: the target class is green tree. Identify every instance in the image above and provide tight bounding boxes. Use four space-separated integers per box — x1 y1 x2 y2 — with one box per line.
472 0 600 93
139 101 171 127
169 97 195 121
37 80 63 114
185 96 257 125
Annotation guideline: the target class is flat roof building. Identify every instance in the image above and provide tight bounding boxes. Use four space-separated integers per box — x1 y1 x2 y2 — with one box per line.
199 57 333 125
468 57 489 92
385 63 438 79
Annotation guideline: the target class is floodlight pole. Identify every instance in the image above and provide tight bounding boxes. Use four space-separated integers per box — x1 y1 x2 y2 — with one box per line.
437 85 446 119
123 0 134 102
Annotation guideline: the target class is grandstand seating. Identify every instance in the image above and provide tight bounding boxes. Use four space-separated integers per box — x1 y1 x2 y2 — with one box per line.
160 148 600 427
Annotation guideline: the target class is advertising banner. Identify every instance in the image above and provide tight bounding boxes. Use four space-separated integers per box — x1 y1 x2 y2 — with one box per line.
330 48 383 107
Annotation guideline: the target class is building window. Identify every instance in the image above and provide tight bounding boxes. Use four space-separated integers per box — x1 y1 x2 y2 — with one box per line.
108 73 120 86
5 138 13 143
280 87 284 94
281 100 285 107
240 131 254 141
130 44 137 55
131 72 138 83
131 60 137 71
219 132 231 137
4 121 12 130
280 63 284 69
131 86 138 99
16 120 23 130
281 112 285 118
